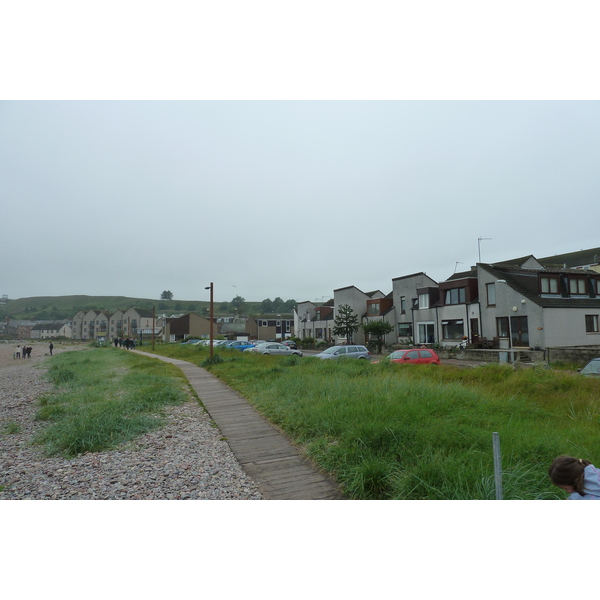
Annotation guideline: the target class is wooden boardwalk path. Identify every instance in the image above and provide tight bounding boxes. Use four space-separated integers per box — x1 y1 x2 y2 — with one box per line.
133 350 344 500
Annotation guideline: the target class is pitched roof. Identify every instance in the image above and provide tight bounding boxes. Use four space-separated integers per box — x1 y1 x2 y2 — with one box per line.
219 322 248 334
479 263 600 308
538 247 600 268
391 272 437 284
445 267 477 281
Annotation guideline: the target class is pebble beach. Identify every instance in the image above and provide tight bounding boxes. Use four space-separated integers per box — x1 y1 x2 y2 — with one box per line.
0 341 262 500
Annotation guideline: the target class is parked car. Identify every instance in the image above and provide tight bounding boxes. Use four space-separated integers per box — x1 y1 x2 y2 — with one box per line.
579 358 600 376
314 345 370 360
385 348 440 365
224 340 256 351
281 340 298 349
181 339 202 345
244 342 302 357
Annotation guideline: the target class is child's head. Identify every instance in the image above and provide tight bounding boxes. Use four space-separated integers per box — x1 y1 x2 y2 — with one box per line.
549 455 591 495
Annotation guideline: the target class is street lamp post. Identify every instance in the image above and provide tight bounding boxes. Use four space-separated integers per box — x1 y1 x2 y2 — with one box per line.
205 283 214 359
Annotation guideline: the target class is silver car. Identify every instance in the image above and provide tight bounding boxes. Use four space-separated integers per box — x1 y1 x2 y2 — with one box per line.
244 342 302 356
580 358 600 376
315 345 371 360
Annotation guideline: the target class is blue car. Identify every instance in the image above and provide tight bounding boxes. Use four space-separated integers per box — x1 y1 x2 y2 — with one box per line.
224 340 256 351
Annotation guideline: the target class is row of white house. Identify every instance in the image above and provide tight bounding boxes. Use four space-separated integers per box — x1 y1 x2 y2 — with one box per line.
70 308 295 343
71 308 158 341
294 247 600 350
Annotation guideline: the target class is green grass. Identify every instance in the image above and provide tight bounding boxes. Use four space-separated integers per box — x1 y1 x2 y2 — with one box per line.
131 344 600 499
2 421 22 434
34 347 190 457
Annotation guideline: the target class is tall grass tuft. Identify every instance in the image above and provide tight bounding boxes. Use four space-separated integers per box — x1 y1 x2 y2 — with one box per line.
34 347 188 457
204 354 600 499
135 344 600 499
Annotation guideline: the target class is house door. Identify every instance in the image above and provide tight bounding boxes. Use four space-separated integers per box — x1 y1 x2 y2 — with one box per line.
470 318 479 343
510 316 529 347
417 322 435 344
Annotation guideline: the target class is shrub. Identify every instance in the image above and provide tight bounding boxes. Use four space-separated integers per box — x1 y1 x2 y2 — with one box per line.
201 354 224 367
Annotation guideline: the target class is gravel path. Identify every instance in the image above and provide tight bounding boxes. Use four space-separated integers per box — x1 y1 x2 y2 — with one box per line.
0 341 262 500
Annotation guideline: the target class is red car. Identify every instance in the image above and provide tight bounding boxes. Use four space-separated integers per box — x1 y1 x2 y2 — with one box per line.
387 348 440 365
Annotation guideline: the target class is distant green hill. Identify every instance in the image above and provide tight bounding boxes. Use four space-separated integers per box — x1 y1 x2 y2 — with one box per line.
0 295 264 321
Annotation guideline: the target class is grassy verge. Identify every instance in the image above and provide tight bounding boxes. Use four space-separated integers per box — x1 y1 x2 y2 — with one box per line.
34 347 189 457
138 344 600 499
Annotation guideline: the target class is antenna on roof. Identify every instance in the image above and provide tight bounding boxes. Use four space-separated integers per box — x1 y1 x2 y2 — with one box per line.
478 237 492 263
454 262 464 274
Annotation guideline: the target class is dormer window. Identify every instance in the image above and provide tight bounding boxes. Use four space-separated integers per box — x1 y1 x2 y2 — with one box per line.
368 302 380 315
445 288 466 305
540 276 559 295
569 278 587 295
418 293 429 309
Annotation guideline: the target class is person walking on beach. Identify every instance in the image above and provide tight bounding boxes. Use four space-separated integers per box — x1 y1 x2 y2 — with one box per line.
49 342 53 356
549 455 600 500
15 345 21 359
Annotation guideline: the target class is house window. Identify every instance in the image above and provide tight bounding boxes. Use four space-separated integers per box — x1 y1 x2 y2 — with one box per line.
286 321 291 332
444 288 466 305
540 276 559 294
398 323 413 337
316 328 323 338
418 293 429 309
368 303 380 315
442 319 464 340
569 278 587 295
400 296 406 314
496 317 509 338
585 315 599 333
417 322 435 344
262 321 268 327
486 283 496 306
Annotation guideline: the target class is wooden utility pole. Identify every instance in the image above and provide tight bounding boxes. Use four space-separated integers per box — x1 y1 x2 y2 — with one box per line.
205 283 214 359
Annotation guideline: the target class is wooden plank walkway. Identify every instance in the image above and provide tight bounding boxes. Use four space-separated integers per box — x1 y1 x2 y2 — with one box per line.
132 350 344 500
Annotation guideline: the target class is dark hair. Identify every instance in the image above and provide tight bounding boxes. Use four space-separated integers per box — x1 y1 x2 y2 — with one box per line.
548 455 592 496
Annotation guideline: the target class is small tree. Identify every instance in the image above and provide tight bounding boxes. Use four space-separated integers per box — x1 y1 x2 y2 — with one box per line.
231 295 246 315
260 298 274 313
272 297 285 312
333 304 359 343
362 320 393 354
161 290 173 300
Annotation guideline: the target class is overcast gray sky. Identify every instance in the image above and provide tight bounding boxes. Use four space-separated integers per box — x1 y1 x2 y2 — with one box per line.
2 100 599 303
2 4 600 305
